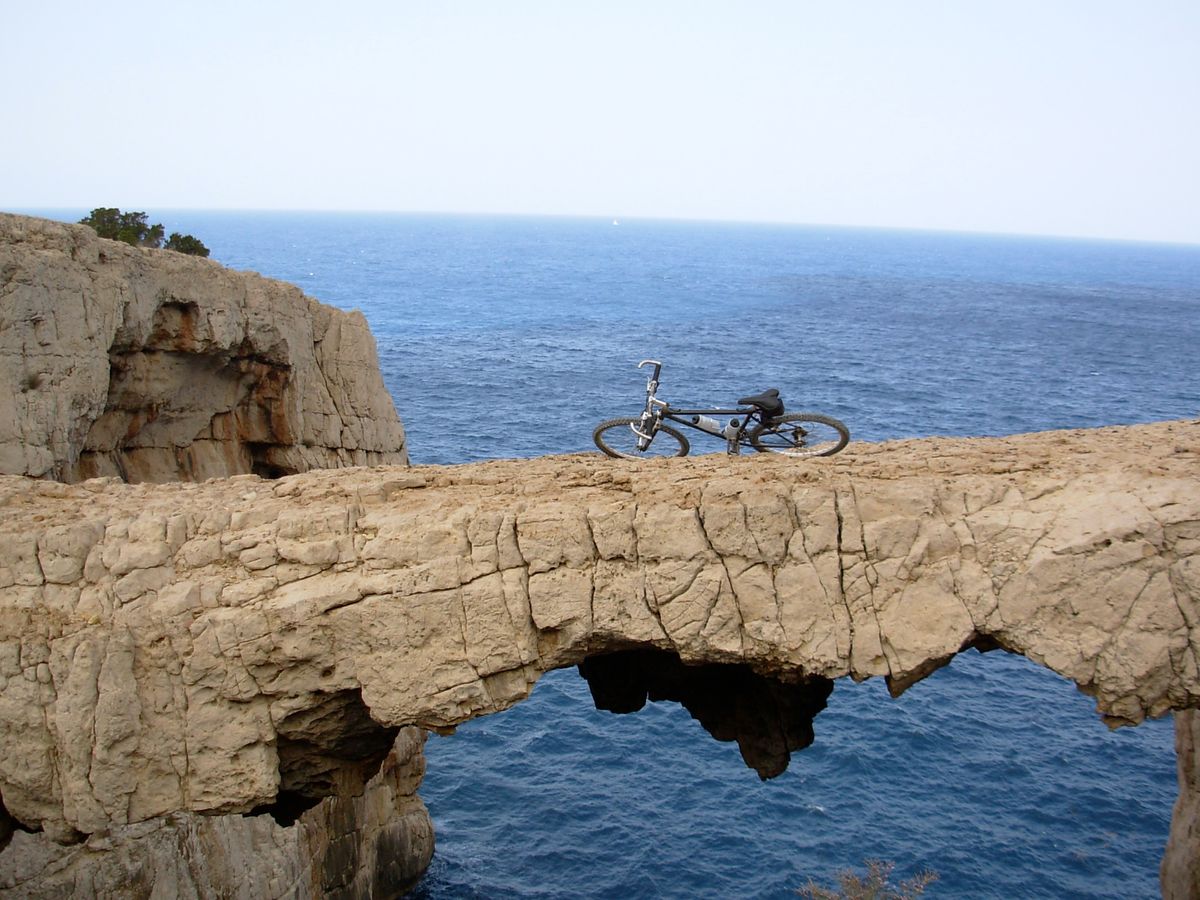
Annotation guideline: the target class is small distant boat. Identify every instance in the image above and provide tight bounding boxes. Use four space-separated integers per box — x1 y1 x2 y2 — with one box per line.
612 219 620 226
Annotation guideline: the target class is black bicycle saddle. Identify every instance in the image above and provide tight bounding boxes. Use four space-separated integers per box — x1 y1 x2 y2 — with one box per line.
737 388 784 418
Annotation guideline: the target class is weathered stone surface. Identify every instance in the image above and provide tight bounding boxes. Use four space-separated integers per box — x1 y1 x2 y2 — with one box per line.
0 213 407 482
0 727 432 899
0 418 1195 854
1164 709 1200 899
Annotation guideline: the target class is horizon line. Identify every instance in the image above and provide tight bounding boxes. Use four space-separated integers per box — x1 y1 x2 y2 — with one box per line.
5 205 1199 250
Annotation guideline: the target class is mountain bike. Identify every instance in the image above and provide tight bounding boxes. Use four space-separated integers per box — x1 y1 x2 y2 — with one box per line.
593 360 849 459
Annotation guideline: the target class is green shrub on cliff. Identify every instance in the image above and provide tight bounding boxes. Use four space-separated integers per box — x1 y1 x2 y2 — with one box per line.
79 208 164 247
79 208 209 256
164 232 210 257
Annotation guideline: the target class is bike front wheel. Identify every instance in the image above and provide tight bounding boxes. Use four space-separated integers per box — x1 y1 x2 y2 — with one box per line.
594 418 690 459
748 413 849 457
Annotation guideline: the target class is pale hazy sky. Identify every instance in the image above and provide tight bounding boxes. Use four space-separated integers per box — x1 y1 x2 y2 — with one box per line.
3 1 1198 243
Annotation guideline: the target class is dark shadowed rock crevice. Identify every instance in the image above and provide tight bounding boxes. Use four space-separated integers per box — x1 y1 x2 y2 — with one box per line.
275 690 401 802
0 797 15 855
579 647 833 779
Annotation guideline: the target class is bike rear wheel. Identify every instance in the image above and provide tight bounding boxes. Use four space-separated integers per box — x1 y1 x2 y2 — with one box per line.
748 412 849 457
594 418 690 459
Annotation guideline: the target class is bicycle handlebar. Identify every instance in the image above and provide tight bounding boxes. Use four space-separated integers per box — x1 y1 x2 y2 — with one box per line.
638 359 663 387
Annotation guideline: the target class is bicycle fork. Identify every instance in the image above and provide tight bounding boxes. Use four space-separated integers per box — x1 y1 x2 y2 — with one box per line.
631 398 668 451
632 412 655 451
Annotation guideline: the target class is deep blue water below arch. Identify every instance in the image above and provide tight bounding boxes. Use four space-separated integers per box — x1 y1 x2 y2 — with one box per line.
410 651 1175 900
19 209 1200 897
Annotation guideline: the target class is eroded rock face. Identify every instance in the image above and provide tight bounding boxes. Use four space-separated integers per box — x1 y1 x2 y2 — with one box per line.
0 419 1195 853
0 727 433 899
0 213 407 482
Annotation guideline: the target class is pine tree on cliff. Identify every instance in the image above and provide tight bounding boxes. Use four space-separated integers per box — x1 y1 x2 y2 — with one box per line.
79 208 164 247
79 208 209 256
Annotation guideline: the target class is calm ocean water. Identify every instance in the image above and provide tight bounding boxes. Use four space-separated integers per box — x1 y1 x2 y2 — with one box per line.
28 210 1200 897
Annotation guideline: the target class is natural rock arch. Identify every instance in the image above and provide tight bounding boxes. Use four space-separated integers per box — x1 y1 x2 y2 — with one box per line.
0 419 1197 893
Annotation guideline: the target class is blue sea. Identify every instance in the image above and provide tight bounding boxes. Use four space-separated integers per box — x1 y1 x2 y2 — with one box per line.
26 210 1200 897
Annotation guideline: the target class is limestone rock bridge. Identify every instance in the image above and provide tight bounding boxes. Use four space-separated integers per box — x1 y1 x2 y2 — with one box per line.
1 420 1198 896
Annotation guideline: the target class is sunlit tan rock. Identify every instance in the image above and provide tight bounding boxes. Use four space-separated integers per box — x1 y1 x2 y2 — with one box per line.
0 420 1195 849
0 213 407 482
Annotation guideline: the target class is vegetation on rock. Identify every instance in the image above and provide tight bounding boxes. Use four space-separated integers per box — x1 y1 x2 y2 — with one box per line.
79 208 163 247
79 208 209 256
164 231 210 257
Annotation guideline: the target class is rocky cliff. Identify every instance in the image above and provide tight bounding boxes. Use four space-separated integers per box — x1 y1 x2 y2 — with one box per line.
0 420 1196 894
0 213 407 482
0 727 432 899
0 212 425 897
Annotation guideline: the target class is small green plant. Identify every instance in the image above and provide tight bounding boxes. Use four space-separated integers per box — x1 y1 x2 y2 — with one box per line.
798 859 938 900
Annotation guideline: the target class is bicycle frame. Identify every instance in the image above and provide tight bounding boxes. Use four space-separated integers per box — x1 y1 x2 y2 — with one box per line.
631 359 767 454
596 359 848 460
